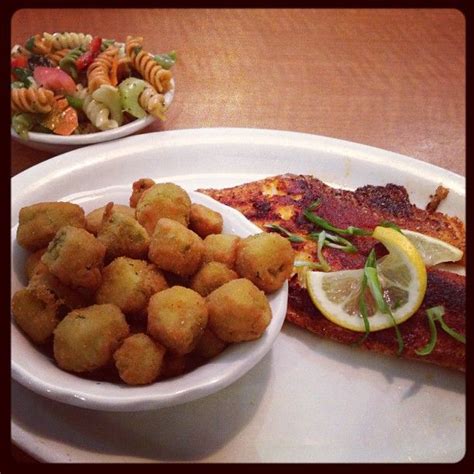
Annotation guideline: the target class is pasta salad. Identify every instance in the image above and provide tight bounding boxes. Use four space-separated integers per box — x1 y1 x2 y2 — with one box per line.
11 32 176 138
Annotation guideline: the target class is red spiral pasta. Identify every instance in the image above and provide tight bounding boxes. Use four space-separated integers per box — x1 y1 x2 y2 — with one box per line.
11 87 56 114
125 36 172 93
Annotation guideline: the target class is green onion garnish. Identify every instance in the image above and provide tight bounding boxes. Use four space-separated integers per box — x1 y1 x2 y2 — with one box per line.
265 224 305 243
303 207 371 237
437 311 465 344
416 306 465 356
316 230 331 272
353 255 372 345
364 249 404 355
308 231 358 253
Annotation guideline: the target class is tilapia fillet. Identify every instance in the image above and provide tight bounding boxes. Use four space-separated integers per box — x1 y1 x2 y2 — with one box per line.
200 174 465 371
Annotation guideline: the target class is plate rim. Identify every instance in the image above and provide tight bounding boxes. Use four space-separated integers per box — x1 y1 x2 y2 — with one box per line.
12 127 465 189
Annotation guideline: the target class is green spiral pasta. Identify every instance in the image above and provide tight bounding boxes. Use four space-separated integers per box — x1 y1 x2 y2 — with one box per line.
59 47 84 79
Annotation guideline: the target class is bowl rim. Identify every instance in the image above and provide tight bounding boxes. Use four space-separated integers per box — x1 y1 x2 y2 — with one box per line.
11 114 157 145
11 191 288 412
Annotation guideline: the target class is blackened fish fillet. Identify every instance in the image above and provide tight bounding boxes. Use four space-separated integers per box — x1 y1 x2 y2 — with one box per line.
199 174 465 371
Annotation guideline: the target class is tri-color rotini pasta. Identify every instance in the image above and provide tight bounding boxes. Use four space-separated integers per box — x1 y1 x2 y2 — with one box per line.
11 32 176 138
125 36 173 94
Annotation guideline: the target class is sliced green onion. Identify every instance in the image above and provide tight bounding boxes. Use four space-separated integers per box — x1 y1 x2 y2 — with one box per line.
416 306 465 356
307 199 322 211
415 308 439 356
316 230 331 272
304 209 371 237
354 269 371 346
153 50 177 69
264 224 305 243
364 249 404 355
308 231 358 253
438 314 465 344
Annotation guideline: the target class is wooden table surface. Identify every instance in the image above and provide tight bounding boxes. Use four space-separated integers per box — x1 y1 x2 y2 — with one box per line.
10 8 465 463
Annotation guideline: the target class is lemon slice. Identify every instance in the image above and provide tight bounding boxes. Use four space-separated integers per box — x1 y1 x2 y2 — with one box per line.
306 226 427 332
401 229 463 266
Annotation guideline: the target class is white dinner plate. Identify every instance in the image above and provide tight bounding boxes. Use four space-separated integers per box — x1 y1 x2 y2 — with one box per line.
11 128 465 463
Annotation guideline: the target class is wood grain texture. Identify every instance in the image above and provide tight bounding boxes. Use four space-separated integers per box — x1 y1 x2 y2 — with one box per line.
10 8 465 463
11 8 465 176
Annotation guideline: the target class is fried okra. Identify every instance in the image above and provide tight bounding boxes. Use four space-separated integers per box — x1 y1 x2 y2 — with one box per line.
160 352 191 379
85 204 136 235
97 203 150 260
148 218 204 277
12 271 91 344
207 278 272 342
192 328 228 359
53 304 129 373
202 234 241 269
113 333 166 385
189 203 224 238
12 288 61 344
235 232 294 293
25 247 48 281
135 182 192 234
41 226 106 290
96 257 168 315
16 202 86 251
147 286 208 355
190 261 239 297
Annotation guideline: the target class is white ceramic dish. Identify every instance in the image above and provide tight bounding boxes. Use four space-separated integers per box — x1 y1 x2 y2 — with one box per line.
11 128 465 463
11 68 175 154
11 189 288 412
